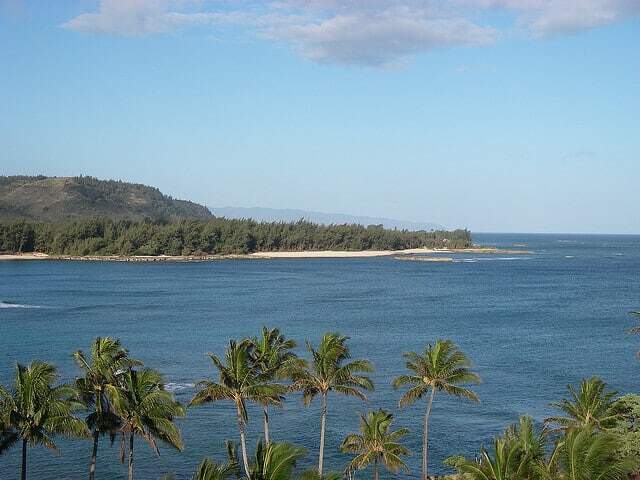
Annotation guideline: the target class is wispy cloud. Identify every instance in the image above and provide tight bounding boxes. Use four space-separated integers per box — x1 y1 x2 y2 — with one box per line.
62 0 640 66
466 0 640 36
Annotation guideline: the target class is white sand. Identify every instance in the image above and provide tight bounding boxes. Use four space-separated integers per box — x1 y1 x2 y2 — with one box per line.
250 248 440 258
250 247 528 259
0 253 50 261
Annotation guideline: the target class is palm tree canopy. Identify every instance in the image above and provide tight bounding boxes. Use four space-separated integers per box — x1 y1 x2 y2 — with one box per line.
251 327 301 380
392 339 480 407
545 377 619 431
74 337 140 434
107 368 185 454
190 339 287 420
0 387 18 455
538 426 634 480
291 332 374 405
192 458 239 480
446 415 545 480
0 360 89 451
250 441 307 480
340 409 410 474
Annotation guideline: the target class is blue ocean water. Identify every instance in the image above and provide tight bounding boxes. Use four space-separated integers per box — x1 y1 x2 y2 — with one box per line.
0 233 639 479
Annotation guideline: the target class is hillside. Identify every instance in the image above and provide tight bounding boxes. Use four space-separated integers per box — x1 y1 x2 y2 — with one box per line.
0 176 212 222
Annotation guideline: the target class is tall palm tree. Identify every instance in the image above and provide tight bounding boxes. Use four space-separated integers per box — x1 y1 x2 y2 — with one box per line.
0 361 89 480
190 340 286 479
392 339 480 480
537 426 633 480
545 377 619 431
250 327 301 444
106 368 185 480
74 337 141 480
340 409 410 480
291 332 374 476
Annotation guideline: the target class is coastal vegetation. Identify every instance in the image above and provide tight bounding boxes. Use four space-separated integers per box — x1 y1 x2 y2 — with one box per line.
1 322 639 479
0 218 472 256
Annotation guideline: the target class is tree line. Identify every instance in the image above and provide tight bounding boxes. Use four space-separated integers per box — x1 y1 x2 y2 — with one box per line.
1 326 639 480
0 219 472 256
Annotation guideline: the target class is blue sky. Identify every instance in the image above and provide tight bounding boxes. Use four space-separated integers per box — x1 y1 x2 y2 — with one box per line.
1 1 639 233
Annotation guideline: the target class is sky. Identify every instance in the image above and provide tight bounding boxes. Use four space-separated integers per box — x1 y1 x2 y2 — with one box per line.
1 1 639 233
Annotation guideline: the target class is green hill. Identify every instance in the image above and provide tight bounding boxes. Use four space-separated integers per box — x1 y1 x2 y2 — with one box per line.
0 176 212 222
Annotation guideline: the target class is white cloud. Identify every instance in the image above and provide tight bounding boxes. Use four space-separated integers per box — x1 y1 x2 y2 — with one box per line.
62 0 640 65
62 0 204 35
265 9 496 66
460 0 640 36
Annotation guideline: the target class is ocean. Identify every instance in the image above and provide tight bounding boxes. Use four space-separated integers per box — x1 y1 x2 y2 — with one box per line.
1 233 639 479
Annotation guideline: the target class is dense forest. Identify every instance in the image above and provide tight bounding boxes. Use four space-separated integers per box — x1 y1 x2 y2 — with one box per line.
0 218 472 256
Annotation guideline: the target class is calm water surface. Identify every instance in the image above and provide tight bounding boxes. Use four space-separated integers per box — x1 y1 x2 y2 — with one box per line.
1 233 639 479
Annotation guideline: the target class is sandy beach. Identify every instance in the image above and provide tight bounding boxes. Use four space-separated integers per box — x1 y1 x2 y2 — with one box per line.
0 253 51 261
249 247 531 259
0 247 532 261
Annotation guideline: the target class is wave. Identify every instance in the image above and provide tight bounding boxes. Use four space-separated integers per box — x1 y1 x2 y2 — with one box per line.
165 382 195 392
0 301 42 309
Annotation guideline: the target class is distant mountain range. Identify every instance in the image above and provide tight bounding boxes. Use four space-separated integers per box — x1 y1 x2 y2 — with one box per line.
0 176 212 222
209 207 444 231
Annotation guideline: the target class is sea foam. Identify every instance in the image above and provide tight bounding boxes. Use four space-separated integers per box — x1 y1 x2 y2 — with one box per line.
0 301 42 309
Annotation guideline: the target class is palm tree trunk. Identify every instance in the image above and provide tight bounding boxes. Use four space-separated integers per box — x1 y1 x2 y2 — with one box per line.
236 403 251 480
423 387 436 480
318 392 327 475
21 439 27 480
89 429 99 480
373 457 379 480
128 434 134 480
263 404 270 445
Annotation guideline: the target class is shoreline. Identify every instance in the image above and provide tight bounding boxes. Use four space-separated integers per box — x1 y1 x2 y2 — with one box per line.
0 247 532 262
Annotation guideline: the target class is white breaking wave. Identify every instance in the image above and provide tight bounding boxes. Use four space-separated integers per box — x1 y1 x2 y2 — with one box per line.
0 301 42 309
165 382 195 392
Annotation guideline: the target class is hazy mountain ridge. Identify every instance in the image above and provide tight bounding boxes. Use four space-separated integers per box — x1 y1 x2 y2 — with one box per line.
210 206 444 231
0 176 212 222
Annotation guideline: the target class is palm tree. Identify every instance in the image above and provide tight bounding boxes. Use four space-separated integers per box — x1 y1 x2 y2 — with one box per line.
340 409 410 480
448 436 528 480
74 337 141 480
291 332 374 476
192 458 239 480
392 339 480 480
250 441 306 480
0 361 89 480
250 327 301 444
446 416 546 480
537 426 633 480
545 377 619 431
107 368 185 480
190 339 286 479
0 388 18 455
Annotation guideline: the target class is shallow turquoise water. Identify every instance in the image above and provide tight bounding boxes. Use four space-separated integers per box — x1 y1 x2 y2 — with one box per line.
1 233 639 479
